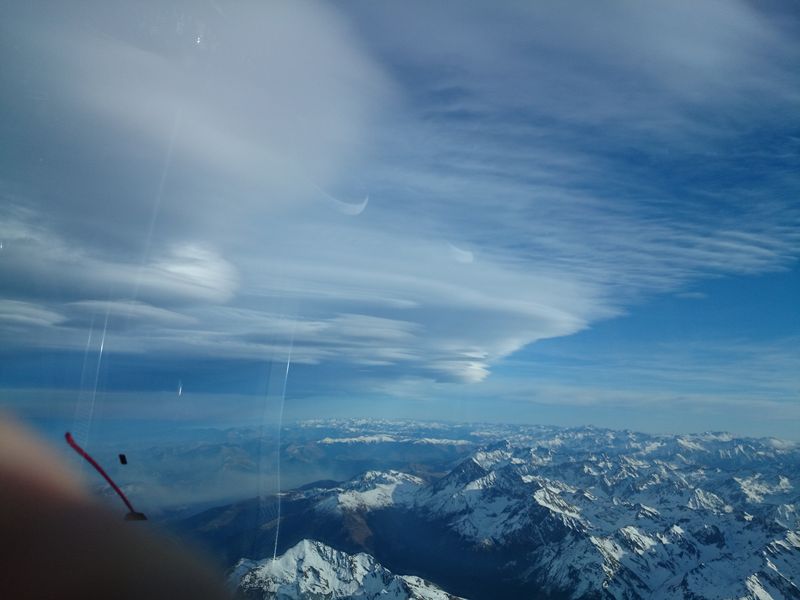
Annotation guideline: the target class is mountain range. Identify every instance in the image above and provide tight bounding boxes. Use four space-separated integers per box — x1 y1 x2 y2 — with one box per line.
173 422 800 599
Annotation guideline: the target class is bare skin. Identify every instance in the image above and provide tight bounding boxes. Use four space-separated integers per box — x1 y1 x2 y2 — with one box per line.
0 415 231 600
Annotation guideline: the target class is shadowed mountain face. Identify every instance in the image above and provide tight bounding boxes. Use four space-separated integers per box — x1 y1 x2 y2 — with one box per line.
170 421 800 600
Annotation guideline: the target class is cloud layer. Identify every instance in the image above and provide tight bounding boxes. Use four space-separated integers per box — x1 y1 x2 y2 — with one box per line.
1 0 798 391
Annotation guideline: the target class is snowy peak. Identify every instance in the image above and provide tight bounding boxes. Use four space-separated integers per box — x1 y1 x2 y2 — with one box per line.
314 470 425 514
431 457 488 494
687 488 731 512
232 539 465 600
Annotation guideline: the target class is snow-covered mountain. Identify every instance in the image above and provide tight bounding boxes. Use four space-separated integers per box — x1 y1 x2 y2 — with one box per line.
175 424 800 599
297 430 800 599
231 539 464 600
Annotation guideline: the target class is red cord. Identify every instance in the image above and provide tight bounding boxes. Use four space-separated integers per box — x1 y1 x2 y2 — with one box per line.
65 432 138 515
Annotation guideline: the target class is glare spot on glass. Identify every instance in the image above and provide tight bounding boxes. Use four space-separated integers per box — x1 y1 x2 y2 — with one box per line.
311 183 369 216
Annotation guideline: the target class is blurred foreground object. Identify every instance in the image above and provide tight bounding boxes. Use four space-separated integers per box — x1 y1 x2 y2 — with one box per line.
0 414 230 600
64 432 147 521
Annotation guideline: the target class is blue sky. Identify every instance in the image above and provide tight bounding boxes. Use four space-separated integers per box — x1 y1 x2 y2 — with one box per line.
1 1 799 441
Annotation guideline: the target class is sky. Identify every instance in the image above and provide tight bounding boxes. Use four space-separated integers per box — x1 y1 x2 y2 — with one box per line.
1 0 799 442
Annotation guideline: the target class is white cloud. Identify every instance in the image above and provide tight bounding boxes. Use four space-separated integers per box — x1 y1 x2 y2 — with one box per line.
0 210 238 305
67 301 196 327
0 300 65 328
